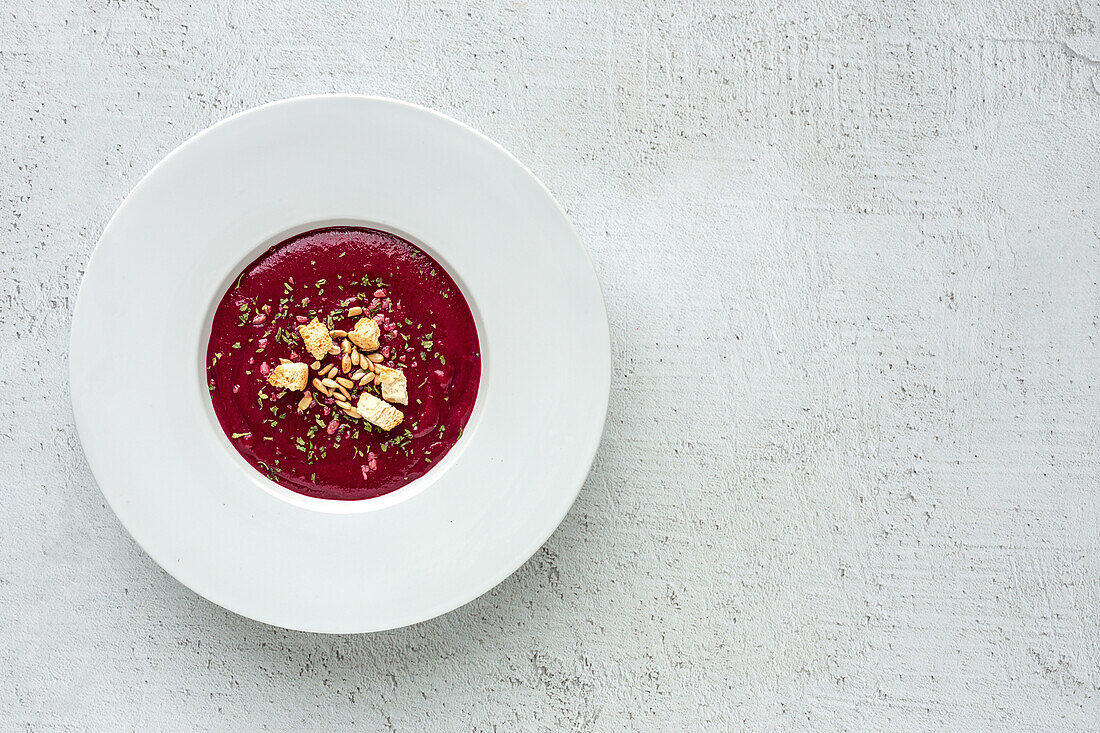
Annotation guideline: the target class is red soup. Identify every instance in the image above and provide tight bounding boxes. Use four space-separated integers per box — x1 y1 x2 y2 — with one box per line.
206 227 481 500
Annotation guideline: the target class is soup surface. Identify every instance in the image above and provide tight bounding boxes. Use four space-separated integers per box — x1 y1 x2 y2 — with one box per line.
206 227 481 500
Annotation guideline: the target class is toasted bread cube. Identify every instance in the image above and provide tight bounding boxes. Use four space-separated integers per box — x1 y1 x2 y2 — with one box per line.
267 362 309 391
348 317 380 352
298 317 332 360
356 392 403 431
374 365 408 405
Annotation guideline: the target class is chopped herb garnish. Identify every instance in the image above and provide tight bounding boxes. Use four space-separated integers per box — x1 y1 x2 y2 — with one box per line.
231 432 251 439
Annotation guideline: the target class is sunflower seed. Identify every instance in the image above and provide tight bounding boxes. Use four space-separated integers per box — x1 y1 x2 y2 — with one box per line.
321 378 339 389
330 329 348 338
334 398 352 410
367 352 384 363
311 378 328 394
335 377 354 389
342 338 352 354
310 361 321 370
348 306 363 317
350 369 367 381
341 354 352 373
297 392 313 411
344 408 362 419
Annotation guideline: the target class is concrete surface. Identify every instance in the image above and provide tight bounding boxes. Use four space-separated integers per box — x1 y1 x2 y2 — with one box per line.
1 0 1098 729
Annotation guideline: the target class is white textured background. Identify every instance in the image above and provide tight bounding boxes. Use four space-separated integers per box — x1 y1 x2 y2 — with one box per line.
2 0 1099 729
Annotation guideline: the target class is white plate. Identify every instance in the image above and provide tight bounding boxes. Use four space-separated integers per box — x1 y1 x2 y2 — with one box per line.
70 95 610 633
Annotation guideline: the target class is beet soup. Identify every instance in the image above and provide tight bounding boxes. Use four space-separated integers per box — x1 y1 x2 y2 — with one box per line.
206 227 481 500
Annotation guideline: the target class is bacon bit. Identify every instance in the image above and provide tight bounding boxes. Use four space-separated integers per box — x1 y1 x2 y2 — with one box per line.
251 312 267 324
262 303 272 313
259 362 271 376
382 299 392 309
361 464 371 479
322 405 331 416
257 338 268 350
326 419 340 435
381 346 391 358
295 315 308 323
287 276 295 285
372 313 384 324
373 289 386 298
368 458 378 471
370 298 381 309
232 384 240 394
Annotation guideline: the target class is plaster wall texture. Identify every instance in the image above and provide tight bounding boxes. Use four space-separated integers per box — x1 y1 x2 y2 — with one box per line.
1 0 1098 730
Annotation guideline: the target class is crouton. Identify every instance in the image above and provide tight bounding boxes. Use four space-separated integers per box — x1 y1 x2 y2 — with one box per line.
266 362 309 391
355 392 403 431
348 317 380 352
374 365 408 405
298 317 332 360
